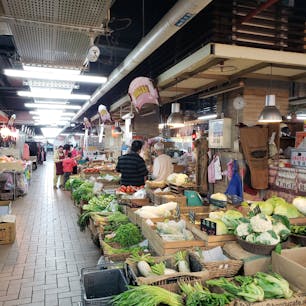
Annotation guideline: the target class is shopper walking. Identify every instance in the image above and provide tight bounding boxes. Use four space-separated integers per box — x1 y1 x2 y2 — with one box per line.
62 152 77 188
152 142 173 181
116 140 148 187
53 145 65 189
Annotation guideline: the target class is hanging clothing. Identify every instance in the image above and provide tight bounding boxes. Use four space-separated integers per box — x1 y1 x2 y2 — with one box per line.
22 143 30 161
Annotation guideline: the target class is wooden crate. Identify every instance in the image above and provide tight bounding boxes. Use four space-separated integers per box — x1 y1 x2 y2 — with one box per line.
126 207 170 229
191 223 237 247
126 207 138 225
142 221 206 256
154 192 187 207
289 217 306 225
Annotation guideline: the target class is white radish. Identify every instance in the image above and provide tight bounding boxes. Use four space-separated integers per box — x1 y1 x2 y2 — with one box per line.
137 261 152 277
164 268 177 275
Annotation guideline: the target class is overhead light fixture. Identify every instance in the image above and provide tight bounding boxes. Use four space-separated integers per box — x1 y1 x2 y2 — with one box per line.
34 100 68 105
4 68 107 84
25 103 81 110
112 121 122 136
41 128 62 138
198 114 218 121
258 95 282 123
18 91 90 100
258 64 282 123
167 103 184 128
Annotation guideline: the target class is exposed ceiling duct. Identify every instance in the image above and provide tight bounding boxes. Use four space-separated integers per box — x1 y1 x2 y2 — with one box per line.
72 0 213 122
0 0 113 67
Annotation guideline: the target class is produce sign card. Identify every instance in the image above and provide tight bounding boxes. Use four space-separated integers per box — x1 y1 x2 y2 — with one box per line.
200 218 217 235
189 211 196 224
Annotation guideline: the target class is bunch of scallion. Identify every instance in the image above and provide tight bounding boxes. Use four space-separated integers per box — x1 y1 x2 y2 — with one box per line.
111 285 183 306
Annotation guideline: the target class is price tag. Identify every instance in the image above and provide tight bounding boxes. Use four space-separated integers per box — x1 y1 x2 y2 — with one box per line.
252 205 261 215
175 205 181 220
200 218 217 235
189 211 196 224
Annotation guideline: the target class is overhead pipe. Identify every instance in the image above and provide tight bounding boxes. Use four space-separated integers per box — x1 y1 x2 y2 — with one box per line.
72 0 213 122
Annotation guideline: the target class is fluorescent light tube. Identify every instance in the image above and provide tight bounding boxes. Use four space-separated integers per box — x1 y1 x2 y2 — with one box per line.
25 103 81 110
18 91 90 100
198 114 217 120
4 69 107 84
34 100 68 105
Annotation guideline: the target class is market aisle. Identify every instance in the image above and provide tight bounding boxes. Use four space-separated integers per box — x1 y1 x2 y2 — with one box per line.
0 158 100 306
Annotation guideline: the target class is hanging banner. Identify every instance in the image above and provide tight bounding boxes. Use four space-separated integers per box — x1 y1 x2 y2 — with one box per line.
98 104 111 123
128 77 159 111
83 117 91 149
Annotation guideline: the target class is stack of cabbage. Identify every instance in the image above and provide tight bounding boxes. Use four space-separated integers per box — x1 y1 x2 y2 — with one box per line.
250 196 303 219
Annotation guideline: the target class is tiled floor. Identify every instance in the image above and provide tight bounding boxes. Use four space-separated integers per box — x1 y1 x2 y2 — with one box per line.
0 157 100 306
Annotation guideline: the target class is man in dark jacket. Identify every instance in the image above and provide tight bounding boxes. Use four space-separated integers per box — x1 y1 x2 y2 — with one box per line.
116 140 148 186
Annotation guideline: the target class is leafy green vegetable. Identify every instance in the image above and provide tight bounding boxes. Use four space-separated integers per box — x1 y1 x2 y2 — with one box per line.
221 210 243 230
72 181 94 204
273 202 301 218
250 201 274 216
151 262 165 275
113 223 142 247
291 225 306 235
254 272 293 299
180 282 233 306
112 285 183 306
206 276 264 303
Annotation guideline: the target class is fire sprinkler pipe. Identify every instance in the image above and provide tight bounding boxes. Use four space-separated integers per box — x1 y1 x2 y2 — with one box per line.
238 0 280 26
71 0 213 123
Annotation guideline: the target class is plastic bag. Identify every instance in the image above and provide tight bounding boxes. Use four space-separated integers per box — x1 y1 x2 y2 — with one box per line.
93 182 103 194
225 160 243 199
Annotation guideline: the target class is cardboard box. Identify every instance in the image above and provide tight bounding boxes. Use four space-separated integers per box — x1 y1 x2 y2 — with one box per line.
223 242 271 276
234 294 306 306
0 200 12 215
272 248 306 292
0 215 16 244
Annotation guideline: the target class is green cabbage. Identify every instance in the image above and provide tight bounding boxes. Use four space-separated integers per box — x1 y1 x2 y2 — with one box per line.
250 201 274 216
221 209 243 229
273 202 300 218
265 196 287 208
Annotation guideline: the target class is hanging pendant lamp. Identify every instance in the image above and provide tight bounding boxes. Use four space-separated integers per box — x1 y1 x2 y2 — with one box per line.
258 64 282 123
258 94 282 123
167 103 184 128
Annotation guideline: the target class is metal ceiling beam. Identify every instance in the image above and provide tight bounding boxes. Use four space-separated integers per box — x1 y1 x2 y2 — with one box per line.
0 16 110 35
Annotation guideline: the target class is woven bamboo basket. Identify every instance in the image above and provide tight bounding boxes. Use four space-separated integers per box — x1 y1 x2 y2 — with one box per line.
290 233 306 246
125 252 209 292
237 237 277 255
189 250 243 279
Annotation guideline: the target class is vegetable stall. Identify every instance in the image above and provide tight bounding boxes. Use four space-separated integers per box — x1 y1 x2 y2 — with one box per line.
65 173 306 306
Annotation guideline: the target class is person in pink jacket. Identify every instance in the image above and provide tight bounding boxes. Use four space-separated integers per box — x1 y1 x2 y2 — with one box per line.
62 153 77 188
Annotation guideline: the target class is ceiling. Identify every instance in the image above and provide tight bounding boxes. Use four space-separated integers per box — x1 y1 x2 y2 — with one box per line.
0 0 305 136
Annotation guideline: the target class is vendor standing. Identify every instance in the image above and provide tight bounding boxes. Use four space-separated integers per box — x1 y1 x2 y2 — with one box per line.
116 140 148 186
152 142 173 181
